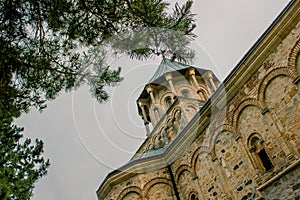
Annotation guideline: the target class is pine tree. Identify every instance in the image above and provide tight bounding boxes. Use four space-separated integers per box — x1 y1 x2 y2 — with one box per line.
0 1 196 198
0 121 49 200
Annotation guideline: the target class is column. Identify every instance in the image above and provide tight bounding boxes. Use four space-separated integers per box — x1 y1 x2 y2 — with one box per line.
205 71 217 92
188 68 206 100
138 101 150 135
153 107 161 122
146 85 156 103
164 73 177 97
146 85 160 123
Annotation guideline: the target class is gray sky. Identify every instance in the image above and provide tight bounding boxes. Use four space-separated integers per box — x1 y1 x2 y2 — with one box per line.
16 1 290 199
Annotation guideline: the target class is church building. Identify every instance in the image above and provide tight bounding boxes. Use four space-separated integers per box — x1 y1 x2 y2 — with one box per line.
97 1 300 199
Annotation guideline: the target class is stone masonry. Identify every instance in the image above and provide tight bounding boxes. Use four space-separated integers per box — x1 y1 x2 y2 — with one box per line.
97 1 300 199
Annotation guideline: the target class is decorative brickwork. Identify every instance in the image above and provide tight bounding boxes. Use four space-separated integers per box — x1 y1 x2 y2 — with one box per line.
97 2 300 199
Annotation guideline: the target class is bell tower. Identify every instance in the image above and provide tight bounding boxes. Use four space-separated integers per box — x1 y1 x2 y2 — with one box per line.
134 58 220 159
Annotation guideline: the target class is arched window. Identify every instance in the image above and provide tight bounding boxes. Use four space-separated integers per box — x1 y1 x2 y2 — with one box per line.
181 90 189 98
165 96 172 108
249 135 273 172
190 193 199 200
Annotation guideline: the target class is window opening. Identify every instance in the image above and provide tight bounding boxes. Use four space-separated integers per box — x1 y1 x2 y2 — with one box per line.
182 90 189 98
190 194 199 200
249 135 274 172
257 148 273 171
165 96 172 108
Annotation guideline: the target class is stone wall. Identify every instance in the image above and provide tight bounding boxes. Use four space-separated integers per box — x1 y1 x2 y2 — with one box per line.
105 168 176 200
99 4 300 199
168 18 300 200
260 166 300 200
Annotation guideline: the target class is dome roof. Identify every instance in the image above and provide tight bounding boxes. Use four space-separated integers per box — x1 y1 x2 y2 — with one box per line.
137 58 214 100
147 58 193 84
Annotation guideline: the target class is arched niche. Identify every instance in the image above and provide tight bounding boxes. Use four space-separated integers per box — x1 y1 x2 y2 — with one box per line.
194 153 226 199
118 186 142 200
175 166 200 199
237 105 286 172
214 131 257 199
144 178 174 200
263 74 300 156
122 192 142 200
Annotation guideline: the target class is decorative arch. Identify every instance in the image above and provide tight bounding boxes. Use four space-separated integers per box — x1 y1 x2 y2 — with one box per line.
174 164 190 184
175 165 201 199
165 116 174 127
160 92 175 110
288 38 300 74
158 125 166 136
177 85 195 98
146 142 152 151
258 67 298 105
171 106 181 117
185 102 197 111
232 98 262 132
209 124 235 151
198 85 210 100
188 191 200 200
163 106 181 127
143 177 173 197
247 133 262 148
117 186 143 200
259 69 300 157
247 133 274 173
190 146 210 174
151 133 158 146
163 107 181 136
192 145 227 199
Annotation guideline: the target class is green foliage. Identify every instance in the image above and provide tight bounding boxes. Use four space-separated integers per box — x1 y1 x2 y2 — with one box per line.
0 0 196 198
109 0 196 62
0 122 50 200
0 0 196 117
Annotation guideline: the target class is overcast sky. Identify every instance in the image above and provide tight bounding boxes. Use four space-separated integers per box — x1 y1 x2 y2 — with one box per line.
16 1 290 199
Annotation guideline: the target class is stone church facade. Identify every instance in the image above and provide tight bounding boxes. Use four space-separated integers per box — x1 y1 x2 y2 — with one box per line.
97 1 300 199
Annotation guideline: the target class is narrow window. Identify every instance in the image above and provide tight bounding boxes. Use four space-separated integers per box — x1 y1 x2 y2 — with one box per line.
249 135 274 172
257 149 273 171
165 96 172 108
190 194 199 200
182 90 189 98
